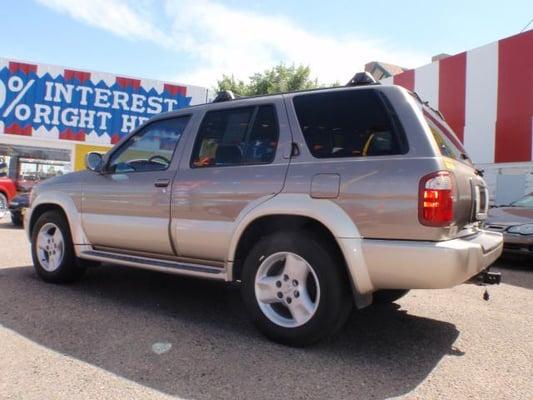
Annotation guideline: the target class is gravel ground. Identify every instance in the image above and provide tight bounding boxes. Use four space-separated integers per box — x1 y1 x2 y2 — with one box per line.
0 216 531 399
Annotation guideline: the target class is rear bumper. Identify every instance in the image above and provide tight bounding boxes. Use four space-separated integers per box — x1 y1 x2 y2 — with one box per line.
356 230 503 291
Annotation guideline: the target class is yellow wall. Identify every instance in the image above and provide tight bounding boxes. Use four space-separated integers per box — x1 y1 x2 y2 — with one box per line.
73 143 112 171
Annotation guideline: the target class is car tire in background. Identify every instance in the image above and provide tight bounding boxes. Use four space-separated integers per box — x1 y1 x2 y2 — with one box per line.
31 210 86 283
11 212 23 227
0 193 8 219
372 289 410 305
241 230 352 347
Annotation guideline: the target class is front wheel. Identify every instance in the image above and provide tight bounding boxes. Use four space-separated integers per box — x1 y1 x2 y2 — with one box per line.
241 231 352 346
31 210 86 283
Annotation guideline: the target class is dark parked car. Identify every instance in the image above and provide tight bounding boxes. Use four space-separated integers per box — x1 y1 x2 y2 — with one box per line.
485 192 533 256
8 193 29 226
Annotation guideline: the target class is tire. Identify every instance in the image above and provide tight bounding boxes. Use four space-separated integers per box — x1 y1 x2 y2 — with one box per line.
0 193 8 219
11 212 23 227
241 230 352 346
31 210 86 283
372 289 409 305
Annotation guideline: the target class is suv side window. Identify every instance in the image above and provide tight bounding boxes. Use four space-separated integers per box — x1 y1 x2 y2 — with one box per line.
108 116 190 173
293 90 406 158
191 105 279 167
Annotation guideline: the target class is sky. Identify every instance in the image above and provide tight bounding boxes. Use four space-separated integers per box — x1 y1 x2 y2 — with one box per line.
0 0 531 88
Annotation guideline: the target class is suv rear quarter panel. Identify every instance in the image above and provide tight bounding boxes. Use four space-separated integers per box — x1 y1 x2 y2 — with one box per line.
283 86 456 241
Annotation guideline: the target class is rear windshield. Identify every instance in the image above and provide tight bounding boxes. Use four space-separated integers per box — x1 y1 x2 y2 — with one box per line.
420 103 470 163
293 89 407 158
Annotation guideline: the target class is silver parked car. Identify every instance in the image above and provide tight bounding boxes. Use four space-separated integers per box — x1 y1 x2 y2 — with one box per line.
485 192 533 256
25 81 503 346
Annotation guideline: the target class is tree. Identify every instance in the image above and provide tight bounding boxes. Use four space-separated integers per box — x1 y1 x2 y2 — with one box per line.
214 63 323 96
215 75 250 96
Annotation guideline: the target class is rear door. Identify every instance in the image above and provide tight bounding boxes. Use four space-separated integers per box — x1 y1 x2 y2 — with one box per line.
171 98 292 262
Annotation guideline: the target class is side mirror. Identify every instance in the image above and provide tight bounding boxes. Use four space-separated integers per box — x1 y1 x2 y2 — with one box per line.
85 152 103 173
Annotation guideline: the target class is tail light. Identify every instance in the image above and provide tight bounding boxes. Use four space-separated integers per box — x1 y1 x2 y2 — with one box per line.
419 171 454 226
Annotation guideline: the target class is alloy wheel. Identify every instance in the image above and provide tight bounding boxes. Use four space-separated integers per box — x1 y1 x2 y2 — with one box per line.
254 252 321 328
36 222 65 272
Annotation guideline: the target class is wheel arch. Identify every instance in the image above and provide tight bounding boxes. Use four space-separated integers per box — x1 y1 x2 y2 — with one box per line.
27 191 87 247
29 203 69 237
232 214 345 280
227 194 372 306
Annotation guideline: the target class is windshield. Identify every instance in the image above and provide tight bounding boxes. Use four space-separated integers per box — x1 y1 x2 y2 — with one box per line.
511 193 533 208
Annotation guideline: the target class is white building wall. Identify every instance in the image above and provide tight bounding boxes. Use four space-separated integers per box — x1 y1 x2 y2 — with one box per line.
463 42 499 164
414 62 439 109
478 162 533 205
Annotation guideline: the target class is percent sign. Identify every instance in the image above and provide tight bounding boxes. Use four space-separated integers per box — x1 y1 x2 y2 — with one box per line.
1 76 35 118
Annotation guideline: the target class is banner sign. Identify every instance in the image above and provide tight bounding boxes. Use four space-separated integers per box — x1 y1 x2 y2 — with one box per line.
0 59 208 144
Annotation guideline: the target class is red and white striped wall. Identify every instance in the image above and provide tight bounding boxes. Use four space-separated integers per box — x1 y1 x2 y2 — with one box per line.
381 30 533 165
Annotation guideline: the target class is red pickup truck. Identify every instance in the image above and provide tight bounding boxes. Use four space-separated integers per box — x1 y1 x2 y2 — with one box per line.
0 176 17 218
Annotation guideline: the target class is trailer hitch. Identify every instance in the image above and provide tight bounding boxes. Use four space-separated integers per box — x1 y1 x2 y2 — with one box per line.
469 270 502 286
467 269 501 301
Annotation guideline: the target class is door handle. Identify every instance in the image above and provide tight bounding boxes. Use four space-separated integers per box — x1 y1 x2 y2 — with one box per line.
154 178 170 188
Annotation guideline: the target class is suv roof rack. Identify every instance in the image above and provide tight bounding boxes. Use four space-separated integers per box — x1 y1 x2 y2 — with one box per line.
209 73 377 104
346 72 378 87
212 90 242 103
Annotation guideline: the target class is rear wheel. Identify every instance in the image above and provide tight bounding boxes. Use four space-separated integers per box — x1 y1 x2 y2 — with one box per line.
241 230 352 346
373 289 409 304
31 210 86 283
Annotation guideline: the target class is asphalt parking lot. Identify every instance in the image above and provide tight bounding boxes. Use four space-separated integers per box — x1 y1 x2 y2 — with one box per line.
0 217 531 400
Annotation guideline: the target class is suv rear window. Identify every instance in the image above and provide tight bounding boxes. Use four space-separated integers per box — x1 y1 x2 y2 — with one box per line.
293 89 406 158
422 107 469 162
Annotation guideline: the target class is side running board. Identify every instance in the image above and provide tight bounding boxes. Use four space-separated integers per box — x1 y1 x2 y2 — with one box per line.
80 250 227 281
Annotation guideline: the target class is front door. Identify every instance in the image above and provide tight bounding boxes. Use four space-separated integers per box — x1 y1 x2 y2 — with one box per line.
82 116 191 255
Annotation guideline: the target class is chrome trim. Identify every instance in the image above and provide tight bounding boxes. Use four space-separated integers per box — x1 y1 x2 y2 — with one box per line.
93 245 226 268
80 249 228 280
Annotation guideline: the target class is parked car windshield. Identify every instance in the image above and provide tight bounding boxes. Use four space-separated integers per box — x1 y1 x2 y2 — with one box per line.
511 193 533 208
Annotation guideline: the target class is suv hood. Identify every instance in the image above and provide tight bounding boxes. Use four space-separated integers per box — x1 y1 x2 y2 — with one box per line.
30 170 89 205
36 170 88 188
